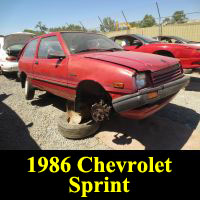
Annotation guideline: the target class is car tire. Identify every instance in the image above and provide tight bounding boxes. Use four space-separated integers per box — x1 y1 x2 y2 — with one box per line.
16 72 21 82
57 113 101 139
0 69 3 75
25 78 35 100
183 69 193 74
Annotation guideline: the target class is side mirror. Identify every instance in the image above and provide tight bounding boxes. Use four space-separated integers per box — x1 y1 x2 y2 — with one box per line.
47 51 66 60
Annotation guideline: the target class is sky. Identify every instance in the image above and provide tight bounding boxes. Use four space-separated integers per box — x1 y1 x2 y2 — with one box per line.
0 0 200 35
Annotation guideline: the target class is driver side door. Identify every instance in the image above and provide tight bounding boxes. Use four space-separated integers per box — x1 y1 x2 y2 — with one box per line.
32 35 69 98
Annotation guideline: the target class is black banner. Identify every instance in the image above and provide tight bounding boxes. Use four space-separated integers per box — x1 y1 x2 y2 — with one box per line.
1 151 199 199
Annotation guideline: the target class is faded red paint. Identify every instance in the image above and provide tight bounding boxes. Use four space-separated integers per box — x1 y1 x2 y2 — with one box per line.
19 32 188 120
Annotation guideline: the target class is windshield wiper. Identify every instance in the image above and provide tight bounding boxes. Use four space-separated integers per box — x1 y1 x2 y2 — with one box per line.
102 48 124 52
75 48 123 54
75 49 102 53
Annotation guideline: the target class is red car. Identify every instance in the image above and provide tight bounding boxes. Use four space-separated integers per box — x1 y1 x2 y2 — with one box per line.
18 32 189 121
111 34 200 73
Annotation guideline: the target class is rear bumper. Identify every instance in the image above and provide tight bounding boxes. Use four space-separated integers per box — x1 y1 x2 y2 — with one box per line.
0 61 18 72
112 76 190 119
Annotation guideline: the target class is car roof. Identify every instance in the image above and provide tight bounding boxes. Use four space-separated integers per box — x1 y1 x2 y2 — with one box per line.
158 36 177 38
43 31 101 35
111 34 137 39
26 31 105 45
31 31 103 39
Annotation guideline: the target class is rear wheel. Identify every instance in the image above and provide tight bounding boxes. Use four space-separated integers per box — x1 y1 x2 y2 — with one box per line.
25 78 35 100
0 68 3 75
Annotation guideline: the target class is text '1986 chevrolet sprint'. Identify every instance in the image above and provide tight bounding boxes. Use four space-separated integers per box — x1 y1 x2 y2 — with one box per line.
18 32 190 122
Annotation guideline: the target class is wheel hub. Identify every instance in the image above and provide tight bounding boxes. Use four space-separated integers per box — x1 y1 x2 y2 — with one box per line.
91 100 111 122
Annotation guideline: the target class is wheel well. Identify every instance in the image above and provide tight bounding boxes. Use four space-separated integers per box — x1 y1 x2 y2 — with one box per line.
75 80 113 121
76 80 111 102
154 50 174 58
76 80 112 108
20 72 27 88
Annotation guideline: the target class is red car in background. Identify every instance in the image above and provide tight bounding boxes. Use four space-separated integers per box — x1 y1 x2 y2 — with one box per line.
111 34 200 73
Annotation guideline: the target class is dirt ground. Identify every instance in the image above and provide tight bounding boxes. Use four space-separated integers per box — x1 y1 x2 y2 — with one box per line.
0 70 200 150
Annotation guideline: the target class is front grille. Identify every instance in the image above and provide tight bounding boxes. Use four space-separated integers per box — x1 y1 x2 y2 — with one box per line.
151 64 183 87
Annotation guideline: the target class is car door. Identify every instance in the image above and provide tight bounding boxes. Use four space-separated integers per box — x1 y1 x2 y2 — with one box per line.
19 38 39 78
32 35 70 99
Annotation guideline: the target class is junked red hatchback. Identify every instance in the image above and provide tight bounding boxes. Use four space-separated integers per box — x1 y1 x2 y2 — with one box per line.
18 32 189 121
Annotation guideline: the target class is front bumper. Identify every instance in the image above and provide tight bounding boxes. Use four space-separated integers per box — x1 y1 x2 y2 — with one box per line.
112 76 190 116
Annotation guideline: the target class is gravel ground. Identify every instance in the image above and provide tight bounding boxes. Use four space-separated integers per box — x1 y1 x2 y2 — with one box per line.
0 71 200 150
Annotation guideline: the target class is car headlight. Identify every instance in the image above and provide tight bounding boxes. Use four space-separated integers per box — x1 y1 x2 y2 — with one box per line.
135 73 147 89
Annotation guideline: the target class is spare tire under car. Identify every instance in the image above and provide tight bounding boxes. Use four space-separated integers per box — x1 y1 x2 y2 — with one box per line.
57 112 101 139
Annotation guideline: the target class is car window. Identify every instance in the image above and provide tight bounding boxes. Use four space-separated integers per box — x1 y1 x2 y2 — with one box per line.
172 39 183 44
134 34 158 43
23 39 38 58
160 38 170 43
115 38 131 47
115 36 139 46
38 36 64 59
160 37 182 44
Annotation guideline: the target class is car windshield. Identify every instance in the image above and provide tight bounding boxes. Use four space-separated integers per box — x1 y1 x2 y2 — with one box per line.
61 32 123 54
134 34 159 43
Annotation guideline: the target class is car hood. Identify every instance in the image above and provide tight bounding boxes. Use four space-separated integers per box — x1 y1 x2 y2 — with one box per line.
3 32 35 49
84 51 179 72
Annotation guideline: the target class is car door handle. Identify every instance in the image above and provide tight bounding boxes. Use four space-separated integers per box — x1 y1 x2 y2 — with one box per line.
35 61 39 65
69 73 77 77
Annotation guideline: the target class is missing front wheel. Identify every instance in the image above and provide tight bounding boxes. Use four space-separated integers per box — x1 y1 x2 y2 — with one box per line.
91 100 112 122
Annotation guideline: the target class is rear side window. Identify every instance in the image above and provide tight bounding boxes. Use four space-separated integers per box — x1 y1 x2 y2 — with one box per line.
23 39 38 58
38 36 63 59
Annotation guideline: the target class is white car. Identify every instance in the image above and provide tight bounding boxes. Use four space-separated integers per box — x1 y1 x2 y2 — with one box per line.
0 32 35 74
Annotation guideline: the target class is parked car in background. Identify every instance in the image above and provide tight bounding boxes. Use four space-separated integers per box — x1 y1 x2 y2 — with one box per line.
111 34 200 73
155 35 200 47
18 32 189 124
0 32 35 75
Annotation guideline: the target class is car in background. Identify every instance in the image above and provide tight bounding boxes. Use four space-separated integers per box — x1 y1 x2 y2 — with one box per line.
18 32 189 123
155 35 200 47
111 34 200 73
0 32 35 75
